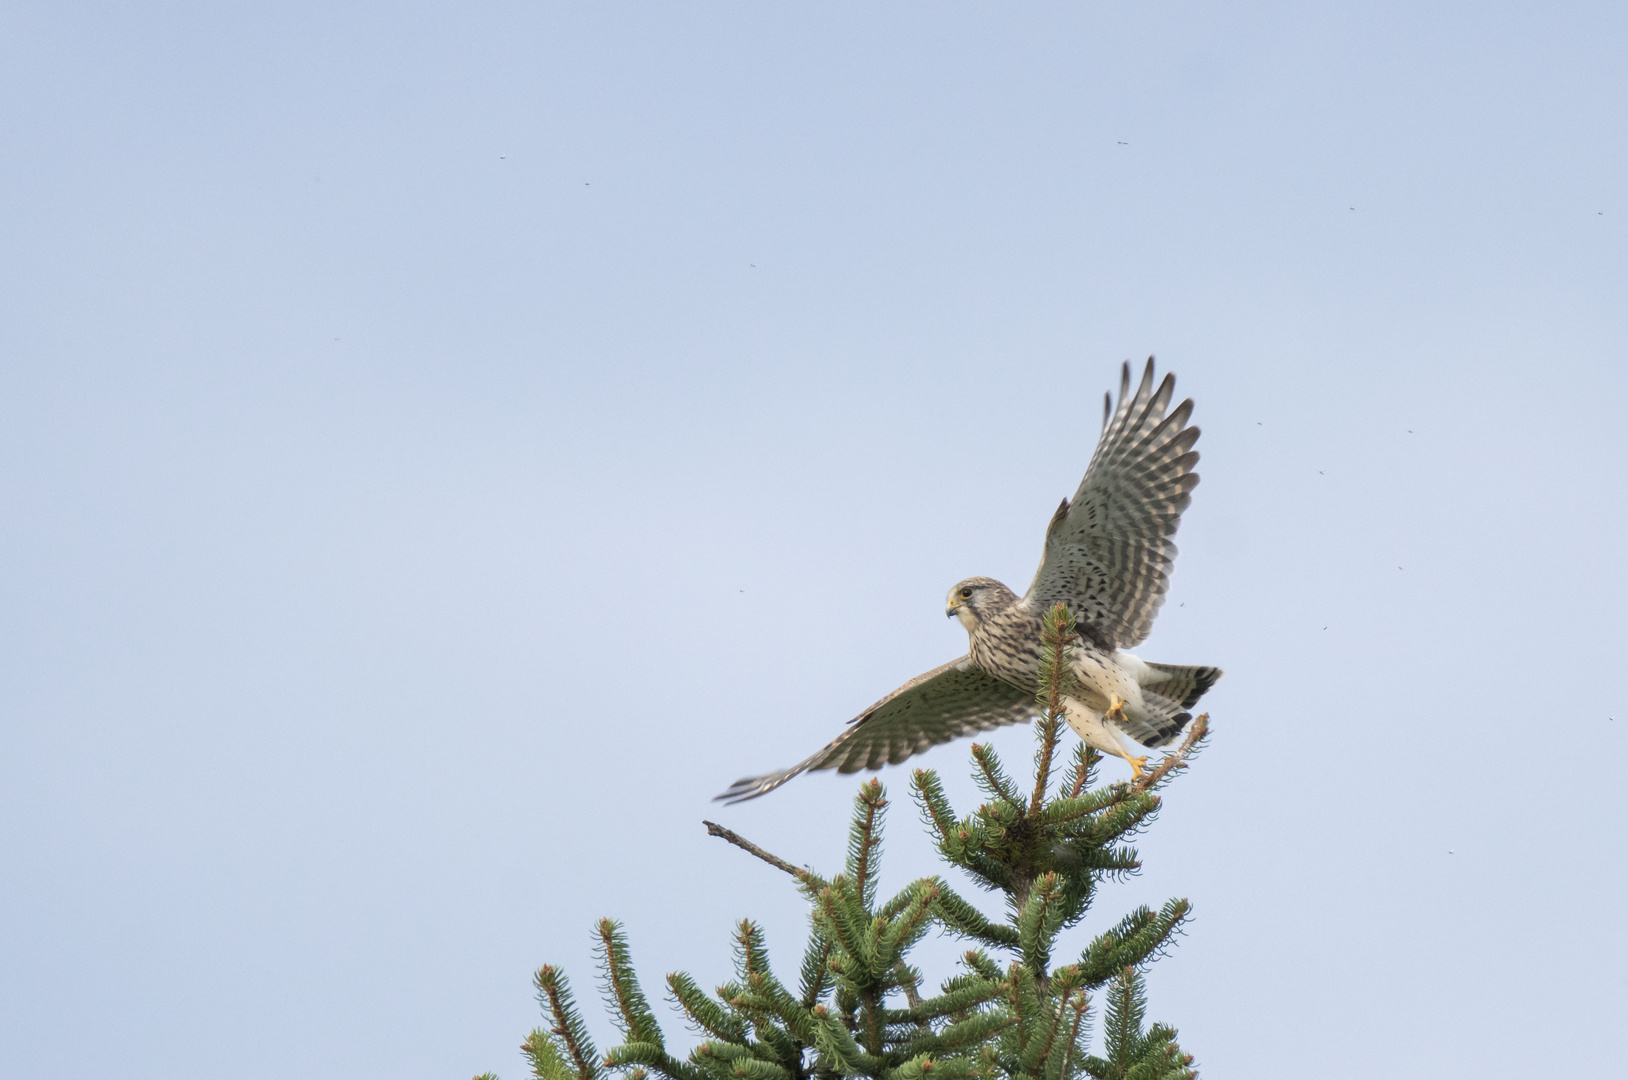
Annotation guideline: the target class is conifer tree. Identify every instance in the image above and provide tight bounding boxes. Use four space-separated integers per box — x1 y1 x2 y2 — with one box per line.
487 605 1206 1080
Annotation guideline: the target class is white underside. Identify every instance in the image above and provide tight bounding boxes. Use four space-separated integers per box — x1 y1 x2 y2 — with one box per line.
1062 697 1142 763
1062 649 1152 770
1070 649 1147 715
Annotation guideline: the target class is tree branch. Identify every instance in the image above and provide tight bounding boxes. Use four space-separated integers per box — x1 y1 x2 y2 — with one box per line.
1030 603 1077 816
1132 715 1209 793
703 820 808 879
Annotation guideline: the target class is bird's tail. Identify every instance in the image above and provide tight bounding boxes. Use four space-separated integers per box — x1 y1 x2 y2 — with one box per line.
1137 662 1222 709
1118 692 1192 748
1109 663 1221 748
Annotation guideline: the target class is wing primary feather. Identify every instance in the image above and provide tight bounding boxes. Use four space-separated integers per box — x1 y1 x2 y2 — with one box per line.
1128 361 1159 422
1141 372 1176 425
1124 402 1197 465
1134 357 1156 404
1103 357 1157 447
713 658 1036 803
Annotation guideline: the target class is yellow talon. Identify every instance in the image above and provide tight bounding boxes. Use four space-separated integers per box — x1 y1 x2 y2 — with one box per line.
1106 694 1127 720
1127 755 1149 780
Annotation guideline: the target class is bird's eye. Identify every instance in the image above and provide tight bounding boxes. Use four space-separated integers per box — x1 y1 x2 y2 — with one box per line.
960 587 974 599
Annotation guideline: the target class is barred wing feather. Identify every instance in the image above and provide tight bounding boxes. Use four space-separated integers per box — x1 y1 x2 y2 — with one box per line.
714 658 1036 804
1024 357 1201 649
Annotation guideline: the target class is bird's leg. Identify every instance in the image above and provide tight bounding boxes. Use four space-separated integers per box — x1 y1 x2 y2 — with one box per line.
1103 695 1148 779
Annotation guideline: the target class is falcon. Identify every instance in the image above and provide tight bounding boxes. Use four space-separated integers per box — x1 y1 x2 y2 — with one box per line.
716 358 1221 804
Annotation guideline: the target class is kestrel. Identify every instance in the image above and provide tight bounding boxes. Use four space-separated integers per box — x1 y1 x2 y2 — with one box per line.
716 358 1221 803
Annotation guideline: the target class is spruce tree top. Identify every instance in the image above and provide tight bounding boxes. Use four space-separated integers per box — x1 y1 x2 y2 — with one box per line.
488 605 1208 1080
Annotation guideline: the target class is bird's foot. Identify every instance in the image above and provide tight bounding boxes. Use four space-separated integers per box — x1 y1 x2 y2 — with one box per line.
1106 694 1128 721
1127 755 1149 780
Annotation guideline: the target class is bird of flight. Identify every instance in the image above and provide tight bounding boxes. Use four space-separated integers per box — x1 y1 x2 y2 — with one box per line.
716 358 1221 804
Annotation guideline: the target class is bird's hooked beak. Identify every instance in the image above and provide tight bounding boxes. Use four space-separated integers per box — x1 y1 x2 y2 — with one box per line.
945 600 960 618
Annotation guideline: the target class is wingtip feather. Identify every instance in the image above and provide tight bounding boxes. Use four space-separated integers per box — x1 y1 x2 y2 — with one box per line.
714 768 799 804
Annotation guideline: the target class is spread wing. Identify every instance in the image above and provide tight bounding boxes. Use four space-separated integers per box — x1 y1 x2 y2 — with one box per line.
1024 357 1201 649
714 658 1036 804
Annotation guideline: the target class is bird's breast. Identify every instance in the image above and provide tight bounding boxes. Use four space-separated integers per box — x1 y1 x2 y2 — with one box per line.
967 610 1045 687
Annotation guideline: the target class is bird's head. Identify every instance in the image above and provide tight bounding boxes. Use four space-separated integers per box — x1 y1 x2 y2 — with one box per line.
945 577 1013 631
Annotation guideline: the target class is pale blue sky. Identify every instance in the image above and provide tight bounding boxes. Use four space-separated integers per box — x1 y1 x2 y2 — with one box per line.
2 3 1625 1078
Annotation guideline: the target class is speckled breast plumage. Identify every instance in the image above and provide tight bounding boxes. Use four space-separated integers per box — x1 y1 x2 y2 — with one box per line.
966 604 1047 690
